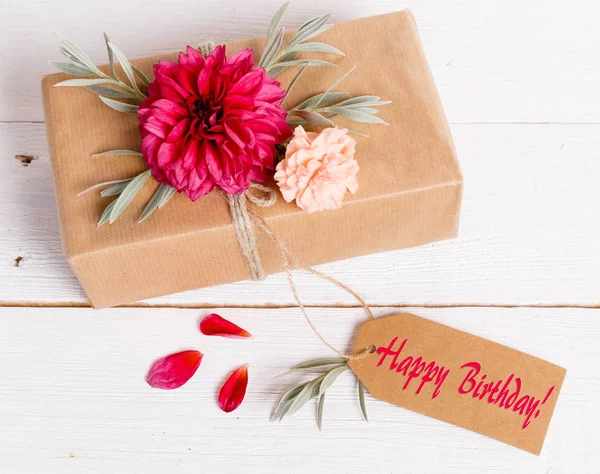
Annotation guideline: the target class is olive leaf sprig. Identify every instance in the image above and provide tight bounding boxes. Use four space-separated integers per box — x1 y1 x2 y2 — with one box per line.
52 36 177 225
79 150 176 226
51 34 148 114
286 66 391 131
259 2 345 77
272 358 369 429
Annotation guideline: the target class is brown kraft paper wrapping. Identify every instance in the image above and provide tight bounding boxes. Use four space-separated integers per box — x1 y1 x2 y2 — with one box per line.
41 10 463 308
348 314 567 455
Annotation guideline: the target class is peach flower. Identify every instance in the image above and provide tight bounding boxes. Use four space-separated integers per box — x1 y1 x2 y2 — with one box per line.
274 126 358 214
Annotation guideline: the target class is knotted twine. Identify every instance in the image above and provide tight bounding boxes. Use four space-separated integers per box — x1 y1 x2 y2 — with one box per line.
198 42 374 360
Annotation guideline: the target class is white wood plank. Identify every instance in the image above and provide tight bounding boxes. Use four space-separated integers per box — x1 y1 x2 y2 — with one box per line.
2 0 600 123
0 306 596 472
2 122 600 306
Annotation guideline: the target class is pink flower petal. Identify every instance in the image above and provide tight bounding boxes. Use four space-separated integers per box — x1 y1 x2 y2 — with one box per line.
199 313 251 339
218 365 249 413
146 350 203 389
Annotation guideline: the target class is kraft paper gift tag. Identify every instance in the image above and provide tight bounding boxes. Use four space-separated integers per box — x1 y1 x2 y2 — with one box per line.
348 313 566 455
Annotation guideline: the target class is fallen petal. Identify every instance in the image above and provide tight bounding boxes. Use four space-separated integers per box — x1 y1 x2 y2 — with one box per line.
199 313 251 339
146 350 203 389
218 365 249 413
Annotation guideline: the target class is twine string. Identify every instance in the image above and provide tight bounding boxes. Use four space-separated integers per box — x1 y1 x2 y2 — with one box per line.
196 42 373 360
225 192 266 280
248 208 375 361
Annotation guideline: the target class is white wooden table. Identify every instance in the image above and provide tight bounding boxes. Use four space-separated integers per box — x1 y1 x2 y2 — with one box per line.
2 0 600 472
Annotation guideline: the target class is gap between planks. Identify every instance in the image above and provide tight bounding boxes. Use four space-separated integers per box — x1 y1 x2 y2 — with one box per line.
1 301 599 309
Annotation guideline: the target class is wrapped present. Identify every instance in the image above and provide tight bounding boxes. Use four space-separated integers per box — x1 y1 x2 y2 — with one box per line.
41 9 462 308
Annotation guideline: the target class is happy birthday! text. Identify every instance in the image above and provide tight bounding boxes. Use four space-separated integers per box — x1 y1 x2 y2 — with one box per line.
376 336 556 429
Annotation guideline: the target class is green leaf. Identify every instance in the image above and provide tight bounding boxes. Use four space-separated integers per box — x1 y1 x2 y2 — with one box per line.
317 392 325 431
271 382 308 422
336 95 379 105
59 46 84 65
279 51 300 62
138 183 176 223
288 110 335 126
267 1 289 42
318 365 349 395
358 380 368 422
266 51 299 77
313 65 356 108
103 32 116 78
267 59 335 72
279 366 341 376
285 374 325 417
92 149 143 157
288 42 344 56
277 358 346 378
97 200 117 227
334 96 391 107
100 180 132 197
288 14 332 49
259 26 284 68
346 106 379 114
77 177 134 196
109 170 151 223
324 106 389 125
49 61 93 76
292 358 347 370
99 96 139 114
85 85 139 100
108 42 141 95
157 185 177 208
57 34 101 74
294 91 349 110
132 64 151 86
55 78 118 87
283 64 308 102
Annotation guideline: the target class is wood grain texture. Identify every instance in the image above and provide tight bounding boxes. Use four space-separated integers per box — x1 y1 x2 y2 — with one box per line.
2 0 600 123
2 0 600 471
0 306 596 473
2 122 600 306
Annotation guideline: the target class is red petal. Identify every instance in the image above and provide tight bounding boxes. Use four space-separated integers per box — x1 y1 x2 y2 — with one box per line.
218 365 249 413
199 313 252 339
146 350 203 390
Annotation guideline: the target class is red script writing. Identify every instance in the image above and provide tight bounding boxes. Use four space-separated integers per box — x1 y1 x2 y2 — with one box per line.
458 362 555 429
374 336 556 430
376 336 450 399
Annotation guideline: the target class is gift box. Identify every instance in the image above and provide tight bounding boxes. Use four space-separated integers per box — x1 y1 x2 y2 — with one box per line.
41 9 462 308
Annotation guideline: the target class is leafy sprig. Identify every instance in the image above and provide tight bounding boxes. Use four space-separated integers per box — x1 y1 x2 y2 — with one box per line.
286 66 391 131
259 2 344 77
80 150 177 226
52 36 177 224
272 358 369 429
52 34 146 113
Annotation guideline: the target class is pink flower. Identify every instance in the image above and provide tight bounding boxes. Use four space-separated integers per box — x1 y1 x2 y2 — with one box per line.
274 126 358 213
138 46 291 200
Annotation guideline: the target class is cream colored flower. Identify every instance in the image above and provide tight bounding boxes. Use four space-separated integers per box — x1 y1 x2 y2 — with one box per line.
274 126 358 213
